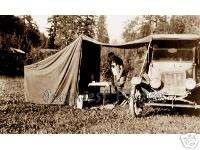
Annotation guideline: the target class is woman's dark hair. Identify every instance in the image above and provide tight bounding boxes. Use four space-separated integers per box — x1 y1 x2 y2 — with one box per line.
108 52 115 58
107 52 123 66
107 52 115 63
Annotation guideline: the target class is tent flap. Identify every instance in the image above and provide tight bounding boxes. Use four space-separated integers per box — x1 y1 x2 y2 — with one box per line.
24 37 82 105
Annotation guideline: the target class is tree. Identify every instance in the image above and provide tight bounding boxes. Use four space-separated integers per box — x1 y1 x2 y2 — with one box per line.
122 15 171 42
0 15 48 66
170 16 200 34
46 26 55 49
96 15 109 43
122 16 141 42
47 15 96 49
19 15 41 52
0 15 24 36
0 15 24 49
169 16 186 33
46 16 56 49
139 22 151 38
143 15 169 34
0 15 42 52
40 33 48 48
122 16 155 42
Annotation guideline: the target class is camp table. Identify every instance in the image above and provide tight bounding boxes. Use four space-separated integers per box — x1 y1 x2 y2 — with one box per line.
88 81 112 105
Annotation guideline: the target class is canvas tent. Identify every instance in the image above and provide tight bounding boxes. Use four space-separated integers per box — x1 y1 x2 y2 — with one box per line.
24 34 200 105
25 35 103 105
25 34 146 105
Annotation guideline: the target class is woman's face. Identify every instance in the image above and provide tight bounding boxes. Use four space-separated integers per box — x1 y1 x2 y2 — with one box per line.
111 62 116 68
111 62 120 76
111 62 118 69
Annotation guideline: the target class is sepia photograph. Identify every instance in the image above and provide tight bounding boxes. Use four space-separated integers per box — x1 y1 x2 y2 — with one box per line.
1 15 200 135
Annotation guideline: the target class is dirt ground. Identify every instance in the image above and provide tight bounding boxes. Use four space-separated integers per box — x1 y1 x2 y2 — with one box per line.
0 76 200 134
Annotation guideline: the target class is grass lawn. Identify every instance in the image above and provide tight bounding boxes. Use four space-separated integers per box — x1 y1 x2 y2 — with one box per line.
0 76 200 134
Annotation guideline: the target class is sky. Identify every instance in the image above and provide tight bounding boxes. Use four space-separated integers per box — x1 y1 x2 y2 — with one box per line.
32 15 134 43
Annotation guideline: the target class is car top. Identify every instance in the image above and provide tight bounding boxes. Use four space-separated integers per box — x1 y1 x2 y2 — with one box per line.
80 34 200 48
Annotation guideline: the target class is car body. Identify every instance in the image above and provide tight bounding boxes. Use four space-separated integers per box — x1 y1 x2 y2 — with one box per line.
130 34 200 115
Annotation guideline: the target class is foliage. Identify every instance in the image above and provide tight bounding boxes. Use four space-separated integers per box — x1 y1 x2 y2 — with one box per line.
46 16 56 49
19 15 42 52
0 15 42 53
122 15 200 42
122 17 140 42
48 15 96 49
169 16 186 33
40 33 48 48
122 15 170 42
0 15 48 69
169 16 200 34
143 15 170 34
96 15 109 43
25 48 45 65
0 15 24 36
0 15 24 49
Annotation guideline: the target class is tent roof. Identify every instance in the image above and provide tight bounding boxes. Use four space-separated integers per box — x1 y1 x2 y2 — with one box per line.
81 35 149 48
81 34 200 48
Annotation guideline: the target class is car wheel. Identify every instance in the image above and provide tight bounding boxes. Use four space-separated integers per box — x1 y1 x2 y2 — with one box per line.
129 88 143 117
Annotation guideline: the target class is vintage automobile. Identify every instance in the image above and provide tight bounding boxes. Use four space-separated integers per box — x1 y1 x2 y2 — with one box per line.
130 34 200 116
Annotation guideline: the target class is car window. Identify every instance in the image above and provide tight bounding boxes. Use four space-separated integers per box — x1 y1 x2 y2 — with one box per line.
153 49 193 61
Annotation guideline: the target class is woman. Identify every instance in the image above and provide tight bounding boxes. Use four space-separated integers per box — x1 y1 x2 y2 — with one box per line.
108 52 126 104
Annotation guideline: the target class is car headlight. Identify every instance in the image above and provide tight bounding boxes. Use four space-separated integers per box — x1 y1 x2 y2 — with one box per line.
150 78 161 89
185 78 196 90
